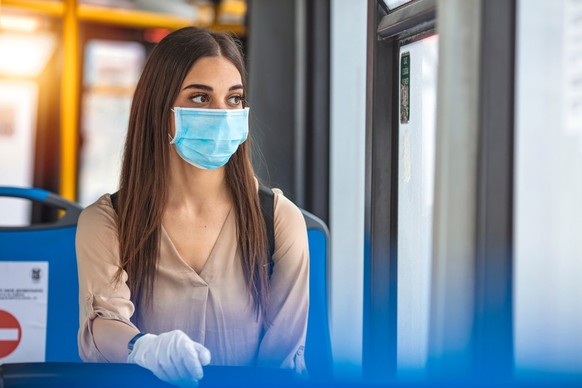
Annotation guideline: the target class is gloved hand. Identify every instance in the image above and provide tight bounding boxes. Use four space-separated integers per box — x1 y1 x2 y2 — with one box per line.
127 330 211 388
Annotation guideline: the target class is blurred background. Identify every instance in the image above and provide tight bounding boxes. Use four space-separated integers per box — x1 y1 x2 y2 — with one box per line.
1 0 582 385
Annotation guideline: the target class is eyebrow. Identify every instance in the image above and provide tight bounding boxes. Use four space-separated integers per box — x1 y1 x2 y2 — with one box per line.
182 84 244 92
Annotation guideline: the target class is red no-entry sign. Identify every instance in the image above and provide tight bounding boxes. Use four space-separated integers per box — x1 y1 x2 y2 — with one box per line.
0 309 22 358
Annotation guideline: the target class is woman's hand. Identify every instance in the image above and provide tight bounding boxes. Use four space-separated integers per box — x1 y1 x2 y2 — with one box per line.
127 329 211 387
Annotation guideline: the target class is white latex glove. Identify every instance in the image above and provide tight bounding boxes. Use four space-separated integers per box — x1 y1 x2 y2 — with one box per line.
127 330 211 388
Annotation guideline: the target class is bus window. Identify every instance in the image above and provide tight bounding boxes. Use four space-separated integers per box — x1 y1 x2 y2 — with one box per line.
396 34 438 378
78 40 145 206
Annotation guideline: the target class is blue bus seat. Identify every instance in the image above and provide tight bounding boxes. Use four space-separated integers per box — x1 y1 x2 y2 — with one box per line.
301 209 333 380
0 187 332 380
0 187 82 363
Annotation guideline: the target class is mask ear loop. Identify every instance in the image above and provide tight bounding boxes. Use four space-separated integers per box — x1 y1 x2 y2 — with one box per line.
169 108 178 144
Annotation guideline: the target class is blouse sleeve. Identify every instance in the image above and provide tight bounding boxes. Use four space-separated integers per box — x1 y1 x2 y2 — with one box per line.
76 195 139 362
256 189 310 375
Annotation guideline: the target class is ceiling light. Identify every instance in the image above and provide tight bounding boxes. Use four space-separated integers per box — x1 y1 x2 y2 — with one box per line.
0 15 40 33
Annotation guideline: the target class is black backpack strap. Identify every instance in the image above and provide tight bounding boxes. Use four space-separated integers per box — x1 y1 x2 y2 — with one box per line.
110 191 119 213
258 184 275 277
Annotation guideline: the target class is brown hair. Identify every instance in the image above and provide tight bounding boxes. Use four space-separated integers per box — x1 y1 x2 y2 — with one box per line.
115 27 269 321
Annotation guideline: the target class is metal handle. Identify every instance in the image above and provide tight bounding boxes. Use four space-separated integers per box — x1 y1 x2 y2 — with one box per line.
0 187 83 228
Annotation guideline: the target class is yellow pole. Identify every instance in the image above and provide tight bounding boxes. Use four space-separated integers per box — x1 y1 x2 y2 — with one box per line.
78 4 192 29
60 0 79 201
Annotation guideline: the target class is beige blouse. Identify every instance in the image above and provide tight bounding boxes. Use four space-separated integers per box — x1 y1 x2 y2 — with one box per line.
76 188 309 372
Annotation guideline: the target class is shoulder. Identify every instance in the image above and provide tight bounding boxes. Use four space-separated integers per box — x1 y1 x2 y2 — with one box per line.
76 194 120 262
77 194 117 235
272 188 307 240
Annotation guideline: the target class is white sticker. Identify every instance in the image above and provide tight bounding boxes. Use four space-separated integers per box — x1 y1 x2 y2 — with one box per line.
0 261 48 363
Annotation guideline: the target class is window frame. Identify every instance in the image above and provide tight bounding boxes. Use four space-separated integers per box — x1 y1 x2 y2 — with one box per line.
364 0 517 381
363 0 436 380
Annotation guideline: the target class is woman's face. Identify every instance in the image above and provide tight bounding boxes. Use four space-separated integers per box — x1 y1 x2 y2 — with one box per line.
173 55 244 110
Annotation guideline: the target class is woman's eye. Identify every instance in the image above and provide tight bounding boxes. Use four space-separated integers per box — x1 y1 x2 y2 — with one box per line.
227 95 244 105
191 94 209 104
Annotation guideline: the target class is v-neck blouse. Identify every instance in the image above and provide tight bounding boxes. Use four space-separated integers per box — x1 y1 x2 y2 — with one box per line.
76 188 309 372
159 207 232 281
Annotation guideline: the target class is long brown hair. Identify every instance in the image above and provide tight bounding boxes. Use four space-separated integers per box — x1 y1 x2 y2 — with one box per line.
116 27 269 321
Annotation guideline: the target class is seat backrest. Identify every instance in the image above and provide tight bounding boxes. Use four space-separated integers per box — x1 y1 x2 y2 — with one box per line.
0 187 82 363
301 209 333 380
0 187 333 375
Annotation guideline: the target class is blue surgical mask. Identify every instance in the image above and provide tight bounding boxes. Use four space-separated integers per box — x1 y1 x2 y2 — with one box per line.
171 107 249 169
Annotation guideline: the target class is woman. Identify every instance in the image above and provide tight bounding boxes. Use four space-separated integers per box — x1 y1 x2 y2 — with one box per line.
76 27 309 387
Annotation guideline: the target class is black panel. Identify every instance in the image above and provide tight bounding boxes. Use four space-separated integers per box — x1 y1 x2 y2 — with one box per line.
304 0 330 223
363 0 397 380
247 0 331 221
247 0 297 199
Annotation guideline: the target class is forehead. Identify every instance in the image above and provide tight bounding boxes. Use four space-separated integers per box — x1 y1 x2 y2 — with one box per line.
181 56 242 88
